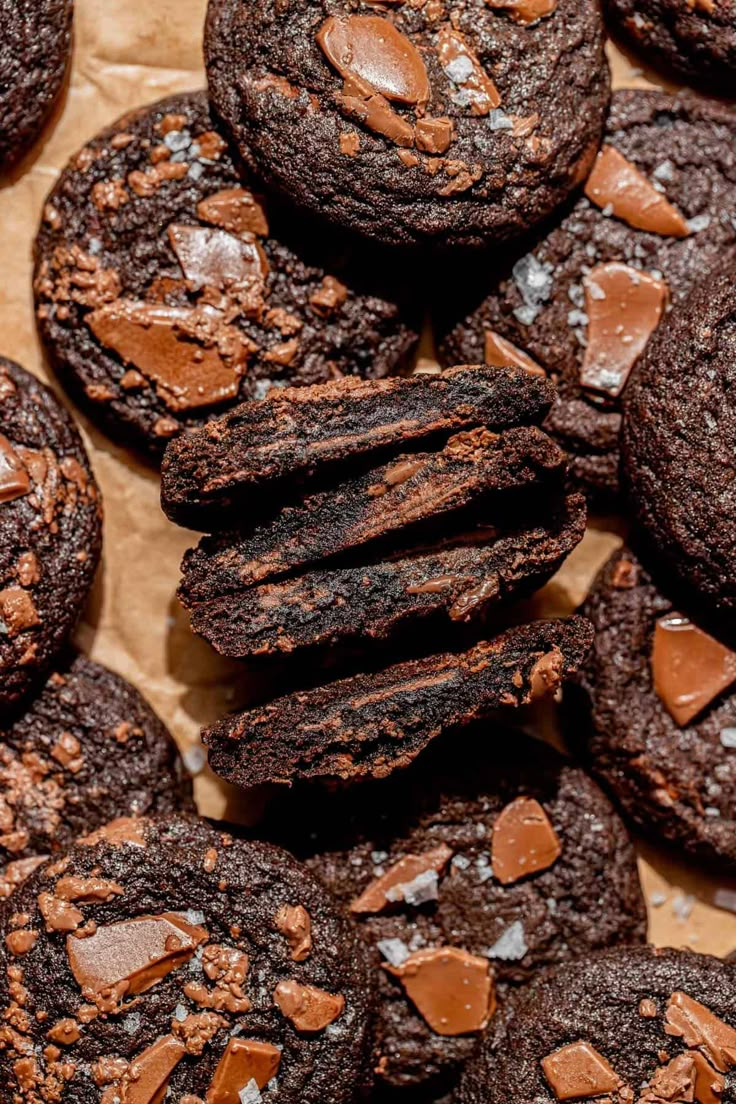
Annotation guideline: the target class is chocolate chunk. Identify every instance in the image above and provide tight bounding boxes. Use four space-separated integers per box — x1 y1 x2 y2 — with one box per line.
665 993 736 1073
197 188 270 237
386 947 495 1036
203 616 593 788
541 1041 622 1100
580 263 668 398
584 146 690 238
491 797 562 884
274 904 312 961
350 844 453 914
486 0 557 24
437 28 501 116
180 426 567 595
0 434 30 503
66 913 208 1000
273 980 345 1032
87 300 250 413
651 615 736 727
484 331 546 376
183 493 586 657
206 1038 281 1103
318 16 430 106
161 365 556 527
167 224 268 289
116 1035 186 1104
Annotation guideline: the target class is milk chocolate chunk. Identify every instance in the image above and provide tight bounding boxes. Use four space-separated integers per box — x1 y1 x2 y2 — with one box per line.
651 615 736 727
196 188 269 237
273 980 345 1032
486 0 557 23
274 904 312 961
168 224 268 290
203 617 593 788
66 913 208 997
337 75 415 148
205 1038 282 1104
584 146 690 238
580 263 668 398
87 301 249 412
484 331 546 376
387 947 495 1036
181 426 566 596
120 1035 187 1104
318 15 430 106
161 365 556 526
491 796 562 884
0 434 30 504
688 1051 725 1104
541 1041 622 1100
664 993 736 1072
183 494 585 657
437 28 501 116
350 843 452 914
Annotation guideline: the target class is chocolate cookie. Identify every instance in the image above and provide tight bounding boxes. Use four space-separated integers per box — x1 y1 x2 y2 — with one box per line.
0 815 375 1104
605 0 736 95
204 0 609 249
0 358 102 712
437 90 736 498
623 258 736 621
264 731 646 1095
571 545 736 872
161 365 557 529
0 652 193 900
203 616 594 789
457 945 736 1104
33 92 419 458
0 0 72 168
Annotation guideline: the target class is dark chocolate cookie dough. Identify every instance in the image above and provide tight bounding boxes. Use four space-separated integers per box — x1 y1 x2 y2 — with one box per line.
0 358 102 712
264 731 646 1095
0 0 72 168
0 652 193 900
623 258 736 621
204 0 610 248
457 945 736 1104
438 90 736 498
572 545 736 872
34 92 419 458
0 815 375 1104
605 0 736 95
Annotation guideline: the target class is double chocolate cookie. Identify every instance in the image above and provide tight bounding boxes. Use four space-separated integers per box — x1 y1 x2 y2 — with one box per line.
0 0 72 168
205 0 609 248
438 91 736 498
1 652 192 900
572 545 736 872
0 358 102 712
623 257 736 621
204 616 593 788
34 92 419 458
164 367 586 664
0 815 375 1104
605 0 736 95
264 731 646 1096
457 945 736 1104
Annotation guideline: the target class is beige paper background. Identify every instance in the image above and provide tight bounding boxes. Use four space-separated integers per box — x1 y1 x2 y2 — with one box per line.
2 0 735 957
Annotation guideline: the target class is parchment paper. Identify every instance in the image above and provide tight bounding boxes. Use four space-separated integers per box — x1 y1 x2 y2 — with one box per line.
1 0 734 957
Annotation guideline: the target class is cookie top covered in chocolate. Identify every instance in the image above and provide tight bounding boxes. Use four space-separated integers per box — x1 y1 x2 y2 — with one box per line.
34 91 419 458
0 815 375 1104
0 653 193 899
623 254 736 621
457 946 736 1104
0 358 102 711
204 0 609 248
438 91 736 498
265 731 646 1094
573 545 736 872
0 0 72 167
